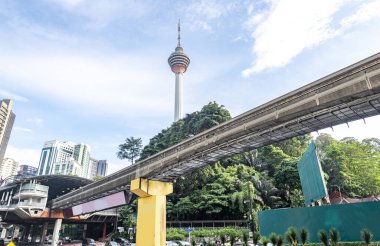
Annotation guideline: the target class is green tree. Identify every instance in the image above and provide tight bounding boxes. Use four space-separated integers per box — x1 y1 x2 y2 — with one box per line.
117 137 142 164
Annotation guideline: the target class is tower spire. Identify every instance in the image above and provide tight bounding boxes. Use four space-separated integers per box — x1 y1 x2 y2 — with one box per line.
168 21 190 122
177 19 181 47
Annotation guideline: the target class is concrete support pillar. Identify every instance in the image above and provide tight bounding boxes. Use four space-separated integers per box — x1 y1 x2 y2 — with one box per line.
102 223 107 240
41 222 48 243
82 224 87 239
13 225 20 238
1 228 7 239
130 178 173 246
52 219 62 246
22 224 31 242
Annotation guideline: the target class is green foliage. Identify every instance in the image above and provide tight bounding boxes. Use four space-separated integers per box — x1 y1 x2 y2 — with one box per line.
319 230 329 246
277 235 283 246
252 232 261 245
330 228 340 246
243 230 249 245
117 137 142 164
300 228 309 245
321 137 380 197
166 228 186 241
139 102 231 160
361 229 372 245
270 233 278 245
261 236 269 246
286 227 298 245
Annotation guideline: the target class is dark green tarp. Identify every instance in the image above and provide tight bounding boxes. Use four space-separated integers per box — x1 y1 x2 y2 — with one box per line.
258 201 380 242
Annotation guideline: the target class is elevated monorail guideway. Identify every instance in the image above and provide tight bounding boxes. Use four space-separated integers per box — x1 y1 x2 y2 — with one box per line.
53 53 380 210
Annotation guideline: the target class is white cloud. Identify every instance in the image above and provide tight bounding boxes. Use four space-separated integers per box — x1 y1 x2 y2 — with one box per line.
4 145 41 167
0 89 28 102
49 0 151 29
340 0 380 29
26 117 44 127
0 48 173 118
242 0 380 77
185 0 238 31
311 115 380 141
13 126 32 133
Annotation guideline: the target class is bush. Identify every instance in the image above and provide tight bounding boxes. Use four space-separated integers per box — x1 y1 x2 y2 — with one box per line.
361 229 373 246
300 228 308 245
286 227 298 245
261 236 269 246
269 233 278 245
167 228 186 241
252 232 260 245
330 228 340 246
319 230 329 246
277 235 283 246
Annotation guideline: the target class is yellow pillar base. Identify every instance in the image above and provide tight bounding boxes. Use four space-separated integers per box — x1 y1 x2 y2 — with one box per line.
131 178 173 246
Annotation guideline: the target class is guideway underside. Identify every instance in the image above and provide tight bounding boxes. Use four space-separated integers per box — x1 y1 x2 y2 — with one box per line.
53 52 380 210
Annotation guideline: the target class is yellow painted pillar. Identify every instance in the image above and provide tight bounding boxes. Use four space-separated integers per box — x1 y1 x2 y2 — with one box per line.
130 178 173 246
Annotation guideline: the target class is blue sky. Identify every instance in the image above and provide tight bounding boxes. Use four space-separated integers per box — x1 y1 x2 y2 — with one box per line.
1 0 380 174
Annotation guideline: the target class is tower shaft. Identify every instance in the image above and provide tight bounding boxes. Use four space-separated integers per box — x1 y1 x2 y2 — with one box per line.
174 73 183 121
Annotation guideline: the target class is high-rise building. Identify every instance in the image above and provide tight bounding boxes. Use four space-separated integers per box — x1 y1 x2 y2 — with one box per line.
37 140 76 175
168 21 190 121
74 143 91 179
96 160 107 177
37 140 95 179
0 99 16 164
89 158 108 179
18 165 38 177
0 158 19 179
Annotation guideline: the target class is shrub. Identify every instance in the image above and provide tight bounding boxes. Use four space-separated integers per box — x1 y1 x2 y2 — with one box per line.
261 236 269 246
252 232 260 246
330 228 340 246
300 228 308 245
286 227 298 245
276 235 283 246
243 231 249 246
269 233 278 245
361 229 373 246
319 230 329 246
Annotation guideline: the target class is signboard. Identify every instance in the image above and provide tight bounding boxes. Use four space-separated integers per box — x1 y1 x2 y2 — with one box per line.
184 228 194 233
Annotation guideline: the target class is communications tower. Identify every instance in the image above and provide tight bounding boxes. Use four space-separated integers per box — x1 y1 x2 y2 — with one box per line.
168 21 190 121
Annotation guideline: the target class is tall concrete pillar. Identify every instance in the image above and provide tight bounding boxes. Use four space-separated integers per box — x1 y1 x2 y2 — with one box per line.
1 228 7 239
102 223 107 240
41 222 48 243
22 224 31 242
130 178 173 246
13 225 20 238
52 219 62 246
82 224 87 239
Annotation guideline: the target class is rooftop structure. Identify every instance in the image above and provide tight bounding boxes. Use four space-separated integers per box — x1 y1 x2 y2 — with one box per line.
168 21 190 121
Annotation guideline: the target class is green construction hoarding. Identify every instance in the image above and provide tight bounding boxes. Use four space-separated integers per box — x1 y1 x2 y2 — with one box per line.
258 201 380 242
297 141 327 206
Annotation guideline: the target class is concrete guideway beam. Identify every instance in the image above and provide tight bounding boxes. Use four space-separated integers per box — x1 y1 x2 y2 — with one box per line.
131 178 173 246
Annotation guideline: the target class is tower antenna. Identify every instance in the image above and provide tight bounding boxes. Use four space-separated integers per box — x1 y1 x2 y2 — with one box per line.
177 19 181 47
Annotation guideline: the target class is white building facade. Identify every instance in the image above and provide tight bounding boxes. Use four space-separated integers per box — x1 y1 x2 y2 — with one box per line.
0 158 19 179
37 140 92 179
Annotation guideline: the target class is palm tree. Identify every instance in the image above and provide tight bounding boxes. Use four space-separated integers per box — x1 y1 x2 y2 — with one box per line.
330 228 339 246
319 230 329 246
286 227 298 245
269 233 278 246
300 228 308 245
361 229 373 246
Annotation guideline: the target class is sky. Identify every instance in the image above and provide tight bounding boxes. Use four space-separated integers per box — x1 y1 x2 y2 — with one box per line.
1 0 380 175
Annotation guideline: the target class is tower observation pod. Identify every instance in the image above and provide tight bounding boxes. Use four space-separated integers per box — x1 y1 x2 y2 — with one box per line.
168 21 190 121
